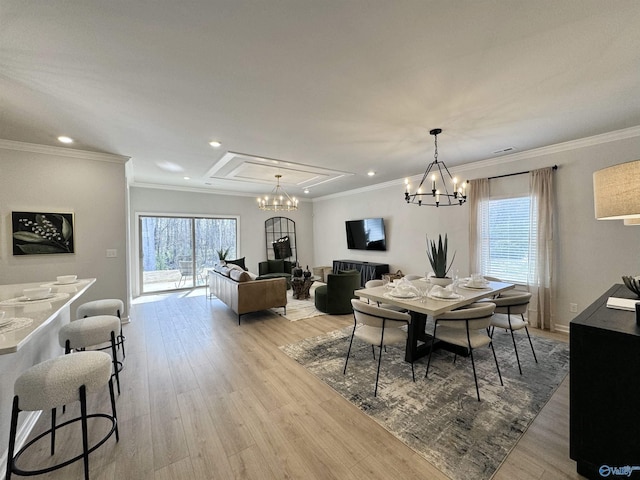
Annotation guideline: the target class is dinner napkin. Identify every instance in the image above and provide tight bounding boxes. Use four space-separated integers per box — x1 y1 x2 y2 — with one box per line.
430 284 455 298
391 277 419 296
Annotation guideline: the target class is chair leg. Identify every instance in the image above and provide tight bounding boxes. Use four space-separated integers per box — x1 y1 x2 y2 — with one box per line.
490 341 504 386
371 345 376 360
523 315 538 363
373 328 386 397
79 385 90 480
50 408 56 455
469 348 481 402
108 378 120 442
110 331 121 395
343 325 356 375
6 396 20 480
507 313 523 375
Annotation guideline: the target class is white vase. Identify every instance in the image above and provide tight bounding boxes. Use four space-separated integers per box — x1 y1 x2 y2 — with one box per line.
429 277 452 287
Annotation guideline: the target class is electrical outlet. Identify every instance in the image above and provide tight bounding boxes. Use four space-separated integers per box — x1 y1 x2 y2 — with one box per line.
106 249 117 258
569 303 578 313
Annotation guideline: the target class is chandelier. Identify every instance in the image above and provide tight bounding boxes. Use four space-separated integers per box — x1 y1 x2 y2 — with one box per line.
257 174 299 211
404 128 468 207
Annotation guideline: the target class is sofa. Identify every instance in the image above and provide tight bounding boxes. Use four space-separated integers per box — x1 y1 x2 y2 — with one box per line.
257 259 294 288
314 270 361 315
209 264 287 324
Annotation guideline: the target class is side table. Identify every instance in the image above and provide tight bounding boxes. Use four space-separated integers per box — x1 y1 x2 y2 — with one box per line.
292 277 315 300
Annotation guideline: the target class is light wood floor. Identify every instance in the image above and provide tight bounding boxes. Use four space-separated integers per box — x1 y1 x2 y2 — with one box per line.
13 290 585 479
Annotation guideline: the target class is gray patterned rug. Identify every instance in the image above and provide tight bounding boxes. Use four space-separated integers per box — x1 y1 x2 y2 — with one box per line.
280 326 570 480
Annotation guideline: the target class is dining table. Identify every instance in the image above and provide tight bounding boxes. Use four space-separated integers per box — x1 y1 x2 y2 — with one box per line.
355 278 515 362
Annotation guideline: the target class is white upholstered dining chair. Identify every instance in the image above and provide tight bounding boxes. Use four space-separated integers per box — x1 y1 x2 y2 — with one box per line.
344 299 414 397
425 301 503 401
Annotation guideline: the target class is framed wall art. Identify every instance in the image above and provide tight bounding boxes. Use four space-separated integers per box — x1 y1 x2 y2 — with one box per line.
12 211 75 255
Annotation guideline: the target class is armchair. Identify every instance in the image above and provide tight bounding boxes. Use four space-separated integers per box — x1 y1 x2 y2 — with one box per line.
257 259 293 288
314 270 361 314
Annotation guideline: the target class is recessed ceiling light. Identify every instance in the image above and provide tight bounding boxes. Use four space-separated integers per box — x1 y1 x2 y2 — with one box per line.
304 188 310 194
367 171 376 176
58 136 73 144
209 140 222 148
183 176 191 180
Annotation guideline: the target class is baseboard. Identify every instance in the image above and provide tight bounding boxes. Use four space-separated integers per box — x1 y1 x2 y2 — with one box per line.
554 324 570 334
0 410 41 480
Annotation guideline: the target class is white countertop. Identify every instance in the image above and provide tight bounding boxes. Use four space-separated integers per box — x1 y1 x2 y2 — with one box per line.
0 278 95 354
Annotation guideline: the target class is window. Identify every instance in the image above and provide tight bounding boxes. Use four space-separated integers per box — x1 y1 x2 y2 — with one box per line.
479 195 537 284
139 215 238 293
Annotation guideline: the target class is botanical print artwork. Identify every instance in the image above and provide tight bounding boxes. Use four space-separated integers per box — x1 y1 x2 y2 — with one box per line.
12 212 75 255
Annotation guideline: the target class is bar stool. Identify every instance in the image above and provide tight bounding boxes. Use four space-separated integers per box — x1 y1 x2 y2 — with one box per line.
59 315 122 395
6 351 119 480
76 299 126 359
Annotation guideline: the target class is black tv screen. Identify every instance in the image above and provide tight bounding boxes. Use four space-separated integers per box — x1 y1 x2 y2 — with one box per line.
345 218 387 251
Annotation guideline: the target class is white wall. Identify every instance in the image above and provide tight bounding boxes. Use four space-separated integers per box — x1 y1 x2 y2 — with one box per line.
128 187 315 296
312 129 640 330
0 141 129 318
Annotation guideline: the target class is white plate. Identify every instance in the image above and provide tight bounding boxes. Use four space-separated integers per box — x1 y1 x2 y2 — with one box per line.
389 292 418 299
20 293 55 302
461 282 489 289
428 293 463 300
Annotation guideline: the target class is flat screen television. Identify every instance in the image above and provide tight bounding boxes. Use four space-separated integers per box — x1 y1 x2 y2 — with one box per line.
345 218 387 251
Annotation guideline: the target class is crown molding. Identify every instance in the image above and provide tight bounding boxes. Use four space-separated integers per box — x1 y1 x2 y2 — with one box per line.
0 139 130 163
313 125 640 203
130 181 312 202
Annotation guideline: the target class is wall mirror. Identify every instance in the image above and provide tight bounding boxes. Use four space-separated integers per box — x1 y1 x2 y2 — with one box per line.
265 217 297 264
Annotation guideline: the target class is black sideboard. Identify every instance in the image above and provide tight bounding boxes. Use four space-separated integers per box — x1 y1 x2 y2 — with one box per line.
570 284 640 479
333 260 389 287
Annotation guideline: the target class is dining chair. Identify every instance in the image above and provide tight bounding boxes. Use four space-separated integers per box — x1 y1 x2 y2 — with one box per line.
344 299 414 397
425 302 502 401
489 291 537 375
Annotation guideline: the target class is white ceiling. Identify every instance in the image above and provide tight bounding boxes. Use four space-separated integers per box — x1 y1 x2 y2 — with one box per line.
2 1 640 198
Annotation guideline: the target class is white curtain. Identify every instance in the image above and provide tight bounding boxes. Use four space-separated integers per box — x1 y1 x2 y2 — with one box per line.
528 167 555 330
468 178 489 275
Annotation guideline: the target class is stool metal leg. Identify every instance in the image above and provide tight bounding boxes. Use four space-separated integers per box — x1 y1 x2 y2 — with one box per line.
51 407 57 455
79 385 90 480
110 331 121 395
6 396 19 480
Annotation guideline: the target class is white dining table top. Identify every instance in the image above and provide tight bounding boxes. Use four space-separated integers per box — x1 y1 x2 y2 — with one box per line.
355 279 515 317
0 278 95 354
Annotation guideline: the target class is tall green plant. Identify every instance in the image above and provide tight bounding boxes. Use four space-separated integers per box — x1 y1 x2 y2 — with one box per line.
426 234 456 278
216 247 230 261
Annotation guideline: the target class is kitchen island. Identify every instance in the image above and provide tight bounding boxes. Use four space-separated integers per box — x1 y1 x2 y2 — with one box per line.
0 278 95 472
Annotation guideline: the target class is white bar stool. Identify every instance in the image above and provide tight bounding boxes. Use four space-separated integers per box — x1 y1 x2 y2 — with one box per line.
6 351 118 480
59 315 123 395
76 299 126 359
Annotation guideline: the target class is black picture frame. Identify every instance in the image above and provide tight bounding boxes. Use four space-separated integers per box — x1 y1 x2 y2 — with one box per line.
12 211 75 255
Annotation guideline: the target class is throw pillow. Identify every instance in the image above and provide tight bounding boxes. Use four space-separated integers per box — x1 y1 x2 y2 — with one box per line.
226 257 247 271
227 264 245 273
267 259 285 273
230 269 251 282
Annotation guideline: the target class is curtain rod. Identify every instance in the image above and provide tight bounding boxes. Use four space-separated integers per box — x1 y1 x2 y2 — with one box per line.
488 164 557 180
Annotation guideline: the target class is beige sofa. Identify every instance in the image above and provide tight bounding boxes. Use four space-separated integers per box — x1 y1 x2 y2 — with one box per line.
209 265 287 324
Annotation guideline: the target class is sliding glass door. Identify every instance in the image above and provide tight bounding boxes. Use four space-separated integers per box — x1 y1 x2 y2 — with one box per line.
139 215 237 293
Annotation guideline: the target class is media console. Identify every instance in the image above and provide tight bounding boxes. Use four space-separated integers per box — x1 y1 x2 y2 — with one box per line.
332 260 389 287
570 284 640 479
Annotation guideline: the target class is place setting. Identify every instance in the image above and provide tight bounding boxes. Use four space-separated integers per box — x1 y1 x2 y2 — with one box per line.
40 274 81 287
459 273 491 290
383 277 421 300
0 286 70 306
0 311 34 333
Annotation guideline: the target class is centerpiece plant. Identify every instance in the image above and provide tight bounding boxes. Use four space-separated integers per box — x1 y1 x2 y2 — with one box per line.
426 234 456 279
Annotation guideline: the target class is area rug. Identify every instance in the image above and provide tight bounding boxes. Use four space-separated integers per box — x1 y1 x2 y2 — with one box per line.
272 282 325 321
280 327 570 480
